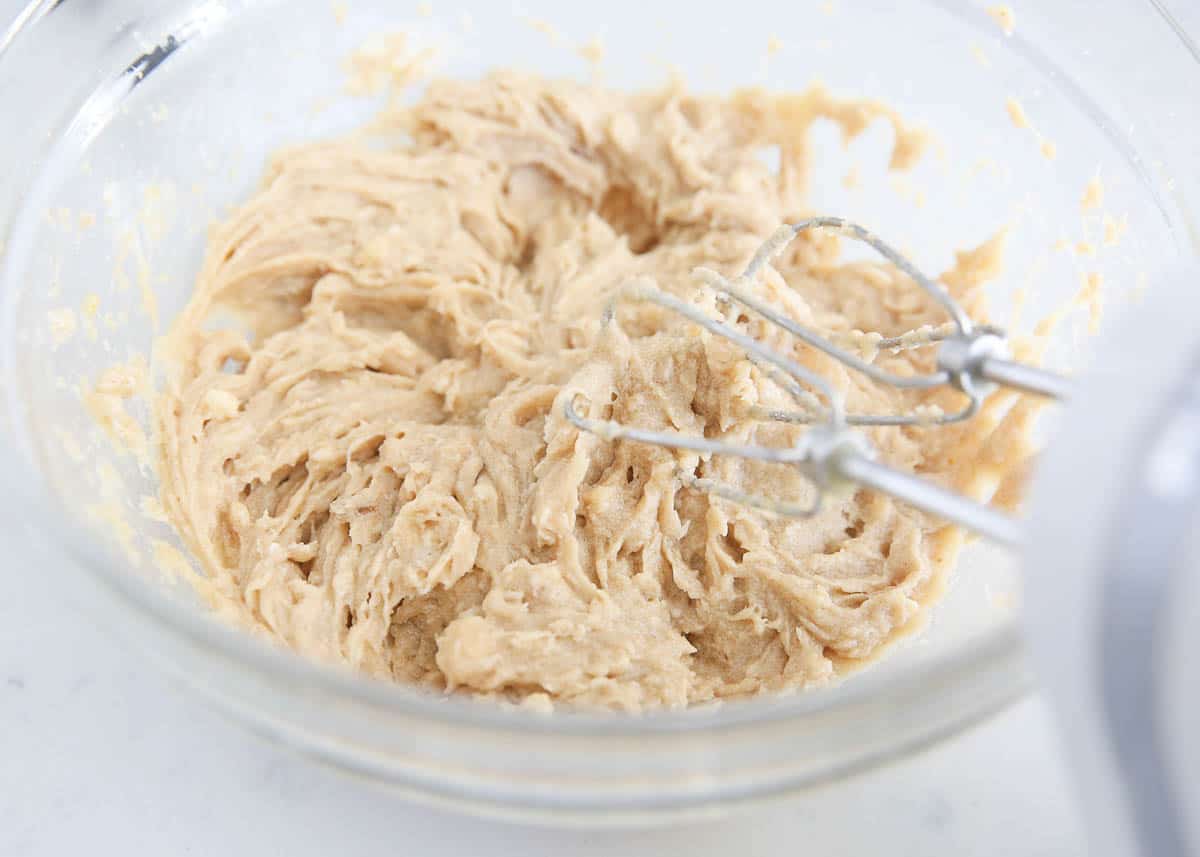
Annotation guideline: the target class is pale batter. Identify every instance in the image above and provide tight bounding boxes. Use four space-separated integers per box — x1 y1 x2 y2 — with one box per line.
157 72 1034 710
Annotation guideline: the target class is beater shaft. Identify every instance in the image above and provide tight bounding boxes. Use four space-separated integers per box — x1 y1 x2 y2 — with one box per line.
836 453 1025 547
978 356 1073 400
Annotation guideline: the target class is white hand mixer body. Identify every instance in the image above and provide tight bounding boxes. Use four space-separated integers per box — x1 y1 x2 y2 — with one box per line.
1025 263 1200 857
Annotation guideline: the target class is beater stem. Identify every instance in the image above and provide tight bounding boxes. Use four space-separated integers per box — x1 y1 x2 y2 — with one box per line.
836 453 1024 547
978 357 1073 400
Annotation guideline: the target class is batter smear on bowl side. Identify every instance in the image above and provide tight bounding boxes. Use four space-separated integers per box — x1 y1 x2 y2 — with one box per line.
157 72 1037 710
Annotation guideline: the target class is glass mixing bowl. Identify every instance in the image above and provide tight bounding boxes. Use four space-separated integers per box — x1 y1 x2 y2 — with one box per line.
1 0 1197 825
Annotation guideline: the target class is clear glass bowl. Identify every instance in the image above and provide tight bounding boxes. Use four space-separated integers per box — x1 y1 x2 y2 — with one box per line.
2 0 1197 824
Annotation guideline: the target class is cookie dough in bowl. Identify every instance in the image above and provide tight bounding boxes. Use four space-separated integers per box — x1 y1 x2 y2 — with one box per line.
11 0 1197 823
157 71 1036 711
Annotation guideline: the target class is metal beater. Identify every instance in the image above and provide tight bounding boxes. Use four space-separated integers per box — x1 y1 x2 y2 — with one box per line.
564 217 1070 547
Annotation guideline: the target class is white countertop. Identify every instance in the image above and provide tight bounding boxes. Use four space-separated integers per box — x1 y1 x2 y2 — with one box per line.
4 1 1196 854
1 536 1087 856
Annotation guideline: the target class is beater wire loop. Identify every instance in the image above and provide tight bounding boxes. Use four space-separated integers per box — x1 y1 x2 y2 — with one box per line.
565 218 1070 543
